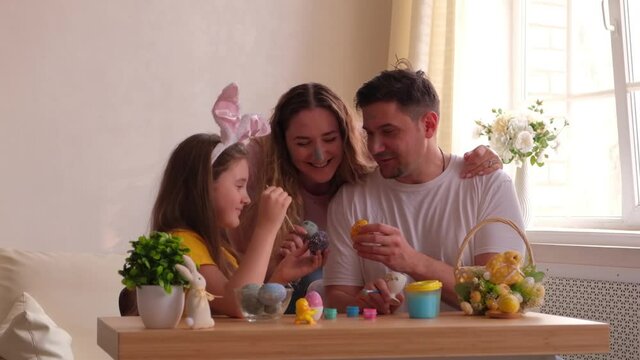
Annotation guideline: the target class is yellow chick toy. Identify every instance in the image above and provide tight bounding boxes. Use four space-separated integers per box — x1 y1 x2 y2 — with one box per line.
485 250 525 285
294 298 317 325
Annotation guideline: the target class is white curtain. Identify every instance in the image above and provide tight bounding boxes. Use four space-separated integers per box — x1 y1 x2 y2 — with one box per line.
386 0 456 152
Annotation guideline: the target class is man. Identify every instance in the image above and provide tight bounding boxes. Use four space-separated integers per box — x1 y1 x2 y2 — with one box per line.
323 67 524 314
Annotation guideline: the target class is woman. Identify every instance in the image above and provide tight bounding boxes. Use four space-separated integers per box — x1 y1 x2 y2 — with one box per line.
229 83 501 312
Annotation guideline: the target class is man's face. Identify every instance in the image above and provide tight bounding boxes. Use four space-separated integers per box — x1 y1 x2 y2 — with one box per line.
362 101 426 183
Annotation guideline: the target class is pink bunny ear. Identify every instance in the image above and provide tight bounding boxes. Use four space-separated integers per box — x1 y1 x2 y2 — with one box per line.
210 83 270 164
212 83 240 144
237 114 270 143
216 83 239 105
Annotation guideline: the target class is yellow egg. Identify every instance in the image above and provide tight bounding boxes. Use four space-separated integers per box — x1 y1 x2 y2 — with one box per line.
498 294 520 313
350 219 368 239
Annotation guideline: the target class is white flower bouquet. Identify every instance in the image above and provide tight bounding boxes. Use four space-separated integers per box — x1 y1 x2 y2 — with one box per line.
474 100 569 167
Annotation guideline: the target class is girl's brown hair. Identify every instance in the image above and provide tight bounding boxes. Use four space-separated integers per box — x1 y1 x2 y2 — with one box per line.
151 133 246 278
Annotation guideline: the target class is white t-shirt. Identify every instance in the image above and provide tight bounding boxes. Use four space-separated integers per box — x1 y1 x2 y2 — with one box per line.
323 154 525 288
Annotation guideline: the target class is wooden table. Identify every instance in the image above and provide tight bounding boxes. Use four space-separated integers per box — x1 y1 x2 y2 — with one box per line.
97 312 608 359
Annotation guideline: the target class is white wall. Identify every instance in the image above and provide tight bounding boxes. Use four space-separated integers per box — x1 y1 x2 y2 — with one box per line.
0 0 391 253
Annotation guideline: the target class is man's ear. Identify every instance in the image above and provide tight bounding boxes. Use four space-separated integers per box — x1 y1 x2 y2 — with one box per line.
420 111 439 139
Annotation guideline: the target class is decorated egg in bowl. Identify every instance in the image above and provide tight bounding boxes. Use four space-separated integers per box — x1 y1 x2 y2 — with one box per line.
235 283 293 322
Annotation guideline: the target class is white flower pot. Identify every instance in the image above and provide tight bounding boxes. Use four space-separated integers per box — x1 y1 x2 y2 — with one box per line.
137 285 185 329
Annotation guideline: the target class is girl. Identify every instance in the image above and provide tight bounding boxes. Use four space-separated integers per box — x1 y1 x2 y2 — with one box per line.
120 84 321 317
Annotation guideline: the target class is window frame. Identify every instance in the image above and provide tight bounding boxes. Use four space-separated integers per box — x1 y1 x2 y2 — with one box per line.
513 0 640 231
610 0 640 227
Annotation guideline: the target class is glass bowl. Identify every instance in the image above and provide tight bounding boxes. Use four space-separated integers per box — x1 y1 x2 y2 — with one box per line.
234 284 293 322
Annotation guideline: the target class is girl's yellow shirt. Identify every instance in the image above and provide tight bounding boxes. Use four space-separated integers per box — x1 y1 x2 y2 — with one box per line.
171 229 238 268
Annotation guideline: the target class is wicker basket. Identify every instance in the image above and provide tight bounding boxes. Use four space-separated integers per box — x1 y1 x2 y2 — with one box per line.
453 217 545 317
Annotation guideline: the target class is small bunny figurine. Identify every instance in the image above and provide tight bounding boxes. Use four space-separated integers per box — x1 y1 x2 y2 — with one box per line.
175 255 216 329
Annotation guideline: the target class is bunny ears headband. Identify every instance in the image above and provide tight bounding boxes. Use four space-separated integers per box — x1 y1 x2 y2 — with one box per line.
210 83 270 164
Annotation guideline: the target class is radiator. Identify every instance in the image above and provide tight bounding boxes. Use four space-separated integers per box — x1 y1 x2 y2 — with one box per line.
538 263 640 360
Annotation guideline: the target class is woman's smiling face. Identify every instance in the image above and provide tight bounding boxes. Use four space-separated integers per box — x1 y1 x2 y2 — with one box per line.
285 107 344 188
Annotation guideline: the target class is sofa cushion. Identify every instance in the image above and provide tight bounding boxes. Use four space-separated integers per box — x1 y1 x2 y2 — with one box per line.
0 248 125 360
0 292 74 360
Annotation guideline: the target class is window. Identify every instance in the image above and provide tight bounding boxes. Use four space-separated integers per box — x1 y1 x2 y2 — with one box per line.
453 0 639 231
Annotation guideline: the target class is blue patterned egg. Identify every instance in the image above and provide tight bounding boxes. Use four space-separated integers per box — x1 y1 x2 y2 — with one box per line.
258 283 287 306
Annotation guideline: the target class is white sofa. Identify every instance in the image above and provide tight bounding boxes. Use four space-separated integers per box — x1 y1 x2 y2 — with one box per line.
0 248 125 359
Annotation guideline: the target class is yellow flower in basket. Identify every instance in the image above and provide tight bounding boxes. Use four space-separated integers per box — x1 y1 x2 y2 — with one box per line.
453 218 546 318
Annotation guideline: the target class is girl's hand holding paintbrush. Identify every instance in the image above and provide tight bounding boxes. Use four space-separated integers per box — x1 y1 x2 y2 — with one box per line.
254 186 292 236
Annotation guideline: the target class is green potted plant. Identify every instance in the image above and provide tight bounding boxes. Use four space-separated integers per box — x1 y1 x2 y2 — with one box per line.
119 231 190 328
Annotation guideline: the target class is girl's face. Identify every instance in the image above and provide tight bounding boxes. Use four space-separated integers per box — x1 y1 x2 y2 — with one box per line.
210 158 251 229
285 108 344 189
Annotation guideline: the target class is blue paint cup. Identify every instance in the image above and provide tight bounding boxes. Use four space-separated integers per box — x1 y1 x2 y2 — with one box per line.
346 305 360 317
405 280 442 319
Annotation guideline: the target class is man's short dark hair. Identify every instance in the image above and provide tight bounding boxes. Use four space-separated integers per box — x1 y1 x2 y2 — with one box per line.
355 67 440 120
